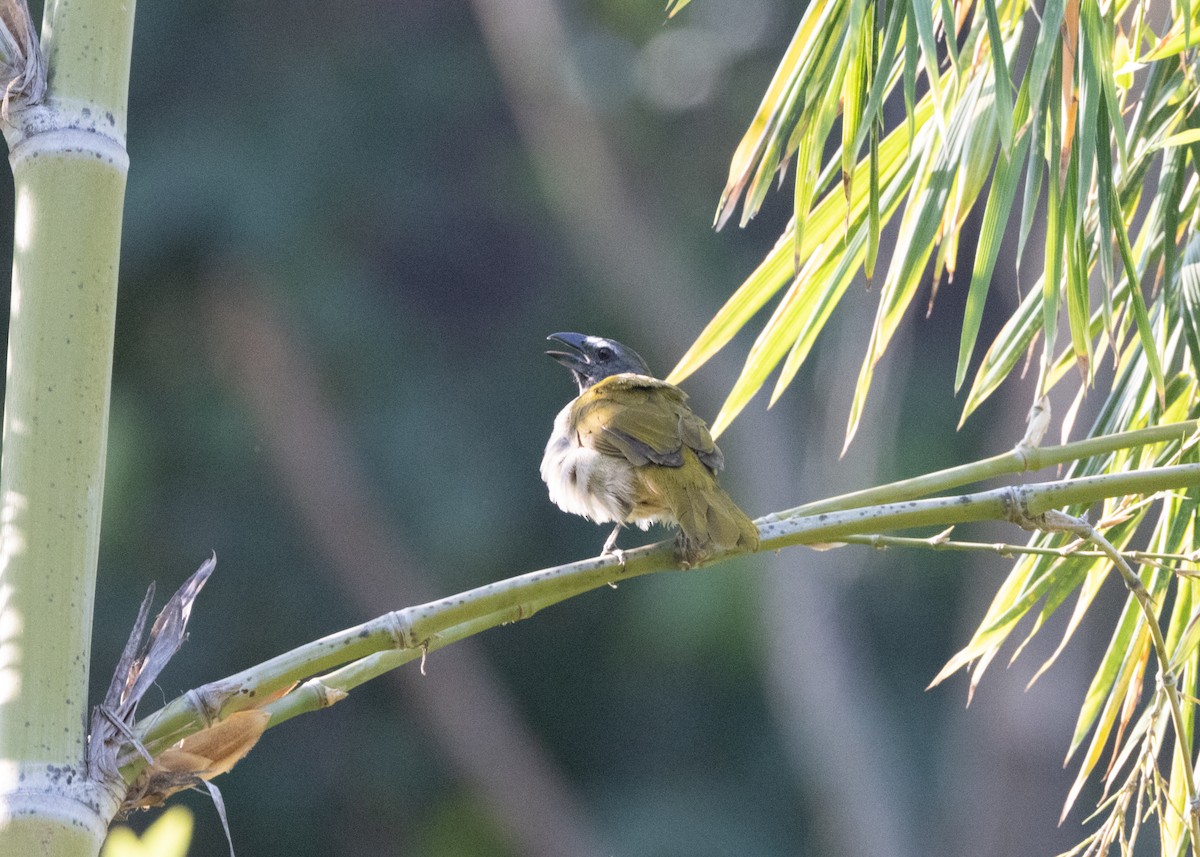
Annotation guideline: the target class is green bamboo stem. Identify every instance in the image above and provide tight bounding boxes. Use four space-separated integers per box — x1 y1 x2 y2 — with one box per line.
0 0 136 850
765 420 1198 519
128 461 1200 768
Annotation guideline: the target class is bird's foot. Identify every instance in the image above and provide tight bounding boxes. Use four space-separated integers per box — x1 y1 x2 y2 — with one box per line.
675 534 707 569
602 546 628 572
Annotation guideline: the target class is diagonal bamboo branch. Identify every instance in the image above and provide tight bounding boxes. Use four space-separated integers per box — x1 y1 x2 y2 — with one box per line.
123 461 1200 780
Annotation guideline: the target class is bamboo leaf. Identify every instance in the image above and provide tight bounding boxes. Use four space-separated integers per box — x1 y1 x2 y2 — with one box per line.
674 92 935 392
669 229 795 385
908 0 948 134
1180 238 1200 379
956 130 1031 391
794 34 853 254
1138 12 1200 62
937 0 962 79
853 0 908 157
1017 90 1045 269
709 260 833 438
1156 128 1200 149
841 0 872 205
848 75 986 446
982 0 1015 154
867 122 881 279
960 280 1042 423
1063 151 1093 380
1043 159 1063 392
1067 584 1147 758
1111 177 1167 409
1025 0 1068 122
1061 624 1150 819
716 14 818 228
772 212 876 406
1093 100 1115 337
903 0 919 141
929 552 1046 688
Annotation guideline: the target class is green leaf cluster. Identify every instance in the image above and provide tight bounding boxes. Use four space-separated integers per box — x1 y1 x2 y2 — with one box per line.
668 0 1200 851
668 0 1199 447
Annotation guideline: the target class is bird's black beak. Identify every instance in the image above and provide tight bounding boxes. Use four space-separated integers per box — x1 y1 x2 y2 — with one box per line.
546 332 590 373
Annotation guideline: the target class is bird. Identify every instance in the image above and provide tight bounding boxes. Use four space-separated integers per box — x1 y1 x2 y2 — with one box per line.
540 332 759 565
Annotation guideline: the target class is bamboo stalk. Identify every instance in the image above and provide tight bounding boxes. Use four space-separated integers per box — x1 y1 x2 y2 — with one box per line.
0 0 136 851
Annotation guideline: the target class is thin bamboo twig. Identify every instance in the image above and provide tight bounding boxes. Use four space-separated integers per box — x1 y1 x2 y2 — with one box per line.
843 531 1200 570
1031 510 1200 854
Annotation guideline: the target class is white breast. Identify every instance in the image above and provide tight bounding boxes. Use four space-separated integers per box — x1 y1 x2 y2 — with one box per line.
541 402 648 527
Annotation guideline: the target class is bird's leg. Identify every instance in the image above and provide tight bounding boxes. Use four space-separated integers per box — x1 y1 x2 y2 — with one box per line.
602 524 627 570
602 523 622 553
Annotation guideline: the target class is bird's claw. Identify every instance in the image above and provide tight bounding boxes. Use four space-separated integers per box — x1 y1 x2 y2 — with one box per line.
602 546 628 571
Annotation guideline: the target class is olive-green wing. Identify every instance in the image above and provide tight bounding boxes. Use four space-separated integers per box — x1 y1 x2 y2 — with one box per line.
571 374 724 471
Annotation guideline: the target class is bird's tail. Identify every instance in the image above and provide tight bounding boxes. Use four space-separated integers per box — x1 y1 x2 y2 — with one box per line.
674 480 760 565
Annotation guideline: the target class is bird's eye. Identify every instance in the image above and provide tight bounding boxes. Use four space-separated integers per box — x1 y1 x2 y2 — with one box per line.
596 346 613 361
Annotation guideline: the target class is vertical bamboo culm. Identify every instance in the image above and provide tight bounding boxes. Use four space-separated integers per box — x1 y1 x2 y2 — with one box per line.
0 0 136 853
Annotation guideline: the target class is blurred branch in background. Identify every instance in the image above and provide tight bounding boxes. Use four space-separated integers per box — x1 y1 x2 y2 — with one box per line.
469 0 696 338
202 271 609 857
469 0 920 853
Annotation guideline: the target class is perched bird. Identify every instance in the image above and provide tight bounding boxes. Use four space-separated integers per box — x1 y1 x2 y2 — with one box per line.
540 332 759 565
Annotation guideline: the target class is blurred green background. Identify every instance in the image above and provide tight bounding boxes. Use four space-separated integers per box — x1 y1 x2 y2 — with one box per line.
1 0 1129 854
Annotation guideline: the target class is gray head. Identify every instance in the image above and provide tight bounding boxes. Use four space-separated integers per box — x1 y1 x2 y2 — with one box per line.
546 332 653 392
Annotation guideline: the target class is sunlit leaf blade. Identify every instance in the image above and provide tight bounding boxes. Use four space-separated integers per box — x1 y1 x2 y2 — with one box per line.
903 1 919 141
956 131 1031 391
936 0 961 78
664 0 693 16
1067 583 1146 759
853 0 907 158
1090 3 1127 171
669 229 795 386
1026 558 1111 687
1016 92 1045 269
1040 46 1066 393
1063 153 1093 381
1158 128 1200 149
1180 238 1200 379
770 220 871 410
929 551 1046 688
848 76 989 446
715 17 811 229
1094 104 1115 338
1112 182 1167 408
908 0 948 134
982 0 1014 154
1138 12 1200 63
867 120 880 279
840 0 872 206
792 39 852 252
1062 621 1150 820
1158 143 1186 334
709 262 833 437
1025 0 1068 124
674 92 935 393
960 282 1041 423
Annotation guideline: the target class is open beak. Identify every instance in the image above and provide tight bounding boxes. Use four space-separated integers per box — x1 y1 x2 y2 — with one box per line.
545 332 590 373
